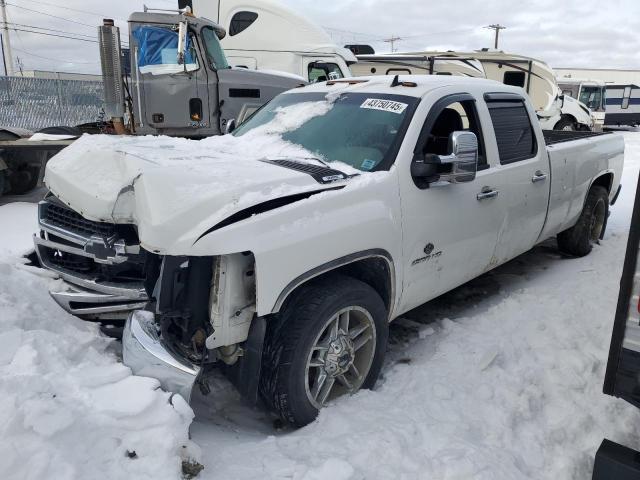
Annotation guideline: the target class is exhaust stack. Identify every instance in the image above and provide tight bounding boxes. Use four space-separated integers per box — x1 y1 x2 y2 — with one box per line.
98 19 127 134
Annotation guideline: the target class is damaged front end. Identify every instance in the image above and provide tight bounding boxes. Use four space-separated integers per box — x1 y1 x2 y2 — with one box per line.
123 252 264 403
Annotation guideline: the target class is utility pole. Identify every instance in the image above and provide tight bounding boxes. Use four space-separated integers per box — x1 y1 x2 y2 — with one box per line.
0 0 14 76
383 35 402 53
485 24 506 49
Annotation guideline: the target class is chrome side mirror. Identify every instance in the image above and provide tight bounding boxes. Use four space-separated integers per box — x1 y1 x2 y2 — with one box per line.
438 131 478 184
411 131 478 187
225 118 237 134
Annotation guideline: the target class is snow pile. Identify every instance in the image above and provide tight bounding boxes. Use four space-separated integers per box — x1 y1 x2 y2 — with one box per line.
1 133 640 479
0 210 195 480
188 132 640 479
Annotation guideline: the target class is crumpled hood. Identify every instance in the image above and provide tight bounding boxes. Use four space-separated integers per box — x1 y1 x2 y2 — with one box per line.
44 134 344 252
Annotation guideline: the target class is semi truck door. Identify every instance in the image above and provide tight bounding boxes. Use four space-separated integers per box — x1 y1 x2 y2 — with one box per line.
604 172 640 407
130 23 210 135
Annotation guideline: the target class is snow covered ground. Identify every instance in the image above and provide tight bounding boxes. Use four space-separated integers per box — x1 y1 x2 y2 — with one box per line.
1 132 640 479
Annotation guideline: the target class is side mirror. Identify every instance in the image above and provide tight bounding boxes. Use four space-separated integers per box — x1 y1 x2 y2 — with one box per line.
225 119 237 134
177 21 187 65
411 131 478 187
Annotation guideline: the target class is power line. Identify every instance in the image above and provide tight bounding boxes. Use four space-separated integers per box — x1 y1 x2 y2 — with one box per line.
1 21 96 39
18 0 124 22
485 24 506 49
9 27 98 43
13 46 98 64
6 3 96 29
383 35 402 53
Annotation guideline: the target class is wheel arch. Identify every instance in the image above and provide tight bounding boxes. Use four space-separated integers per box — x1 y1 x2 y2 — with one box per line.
554 114 577 130
590 171 614 194
271 249 396 320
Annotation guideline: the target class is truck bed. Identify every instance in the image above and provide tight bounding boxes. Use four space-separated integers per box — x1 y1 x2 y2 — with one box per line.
543 129 611 146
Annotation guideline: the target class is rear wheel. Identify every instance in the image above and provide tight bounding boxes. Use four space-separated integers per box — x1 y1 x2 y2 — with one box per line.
557 185 609 257
260 275 388 427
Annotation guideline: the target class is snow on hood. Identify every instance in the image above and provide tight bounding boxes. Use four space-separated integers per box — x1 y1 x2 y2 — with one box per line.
44 98 361 251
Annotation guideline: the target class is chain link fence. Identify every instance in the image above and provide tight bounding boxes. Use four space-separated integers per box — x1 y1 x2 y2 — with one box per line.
0 76 105 131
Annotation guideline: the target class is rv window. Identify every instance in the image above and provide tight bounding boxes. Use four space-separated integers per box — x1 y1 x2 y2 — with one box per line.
229 11 258 36
308 62 344 82
201 26 229 70
503 71 526 88
486 99 537 164
622 86 632 110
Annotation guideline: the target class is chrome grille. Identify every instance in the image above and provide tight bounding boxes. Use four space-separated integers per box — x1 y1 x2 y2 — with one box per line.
43 203 116 238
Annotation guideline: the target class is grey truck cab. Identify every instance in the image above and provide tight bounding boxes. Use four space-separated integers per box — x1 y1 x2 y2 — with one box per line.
101 8 305 137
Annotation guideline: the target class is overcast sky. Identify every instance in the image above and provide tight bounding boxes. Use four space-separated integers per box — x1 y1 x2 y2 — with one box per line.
1 0 638 75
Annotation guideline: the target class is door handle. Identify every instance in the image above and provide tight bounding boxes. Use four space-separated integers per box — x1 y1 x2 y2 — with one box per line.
477 188 499 201
532 171 548 183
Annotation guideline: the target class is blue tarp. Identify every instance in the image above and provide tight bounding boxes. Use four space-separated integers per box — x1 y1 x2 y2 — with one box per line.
132 25 195 67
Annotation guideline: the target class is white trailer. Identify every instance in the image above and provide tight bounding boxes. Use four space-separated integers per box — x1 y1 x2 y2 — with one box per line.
602 84 640 127
187 0 356 82
352 49 596 131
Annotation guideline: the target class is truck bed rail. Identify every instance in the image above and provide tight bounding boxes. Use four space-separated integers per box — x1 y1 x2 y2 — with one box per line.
543 129 611 146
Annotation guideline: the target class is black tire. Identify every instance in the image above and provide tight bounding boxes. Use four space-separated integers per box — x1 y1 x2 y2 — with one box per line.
0 170 6 196
555 117 576 131
557 185 609 257
8 164 40 194
260 274 388 427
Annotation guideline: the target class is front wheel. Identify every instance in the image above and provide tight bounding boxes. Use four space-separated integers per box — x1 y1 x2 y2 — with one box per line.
557 185 609 257
260 275 388 427
555 117 576 131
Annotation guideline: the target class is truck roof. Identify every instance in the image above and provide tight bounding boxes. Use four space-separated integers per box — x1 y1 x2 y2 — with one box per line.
291 75 515 99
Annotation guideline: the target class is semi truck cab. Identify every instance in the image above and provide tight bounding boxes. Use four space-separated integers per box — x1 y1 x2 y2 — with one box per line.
100 8 305 138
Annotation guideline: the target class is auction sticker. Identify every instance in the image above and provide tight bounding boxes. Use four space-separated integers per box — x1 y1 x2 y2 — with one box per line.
360 98 408 114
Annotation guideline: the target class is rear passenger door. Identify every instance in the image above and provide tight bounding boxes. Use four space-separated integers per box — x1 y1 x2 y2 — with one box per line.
484 93 550 262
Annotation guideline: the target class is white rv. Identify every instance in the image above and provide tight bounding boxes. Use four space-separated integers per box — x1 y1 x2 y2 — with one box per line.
601 84 640 126
557 78 606 130
188 0 356 82
352 49 595 131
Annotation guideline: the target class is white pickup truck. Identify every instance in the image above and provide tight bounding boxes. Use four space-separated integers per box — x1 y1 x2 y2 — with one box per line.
34 75 624 426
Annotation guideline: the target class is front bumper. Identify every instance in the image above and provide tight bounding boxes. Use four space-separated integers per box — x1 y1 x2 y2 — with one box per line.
123 310 200 402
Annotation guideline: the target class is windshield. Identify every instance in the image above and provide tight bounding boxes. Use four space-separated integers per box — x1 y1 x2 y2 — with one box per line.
132 24 198 74
232 92 419 172
579 86 604 111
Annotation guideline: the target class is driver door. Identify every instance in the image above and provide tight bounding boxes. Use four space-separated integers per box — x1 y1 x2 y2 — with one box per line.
398 92 507 313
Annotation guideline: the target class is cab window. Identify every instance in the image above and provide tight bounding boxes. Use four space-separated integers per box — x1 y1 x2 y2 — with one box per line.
308 62 344 82
201 26 229 70
486 98 537 164
229 11 258 36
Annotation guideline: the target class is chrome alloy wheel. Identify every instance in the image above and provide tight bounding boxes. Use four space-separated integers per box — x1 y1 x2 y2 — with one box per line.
304 306 376 409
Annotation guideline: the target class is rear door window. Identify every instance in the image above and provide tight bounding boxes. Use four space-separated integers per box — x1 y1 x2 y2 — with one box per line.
486 97 537 164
